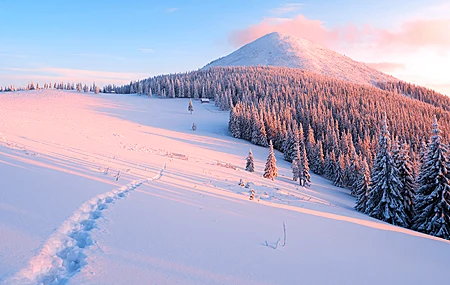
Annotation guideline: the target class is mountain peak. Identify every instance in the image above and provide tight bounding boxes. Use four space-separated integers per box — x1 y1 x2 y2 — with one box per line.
203 32 394 86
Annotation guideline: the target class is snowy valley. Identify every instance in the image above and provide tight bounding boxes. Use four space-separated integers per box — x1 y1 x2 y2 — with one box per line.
1 90 449 285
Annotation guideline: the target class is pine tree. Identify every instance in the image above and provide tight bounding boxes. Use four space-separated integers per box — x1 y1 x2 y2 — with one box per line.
394 141 416 226
324 150 337 179
263 140 278 180
246 149 255 172
415 140 428 185
366 117 408 227
251 112 268 147
333 154 345 188
412 117 450 239
291 142 300 182
355 159 370 213
305 125 315 167
283 123 297 162
312 140 325 175
299 143 311 186
229 106 241 138
188 99 194 114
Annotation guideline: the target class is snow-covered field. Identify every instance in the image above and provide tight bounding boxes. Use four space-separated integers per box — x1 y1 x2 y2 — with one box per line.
0 90 449 285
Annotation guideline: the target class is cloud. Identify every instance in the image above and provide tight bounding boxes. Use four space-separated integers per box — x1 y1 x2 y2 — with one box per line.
139 48 155 53
228 14 340 48
228 13 450 53
365 62 405 73
166 7 178 13
378 19 450 51
270 3 304 15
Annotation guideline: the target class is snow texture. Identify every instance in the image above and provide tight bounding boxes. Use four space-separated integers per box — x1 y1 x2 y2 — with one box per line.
1 90 450 285
4 165 165 285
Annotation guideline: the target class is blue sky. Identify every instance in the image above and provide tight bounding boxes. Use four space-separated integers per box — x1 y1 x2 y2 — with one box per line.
1 0 449 94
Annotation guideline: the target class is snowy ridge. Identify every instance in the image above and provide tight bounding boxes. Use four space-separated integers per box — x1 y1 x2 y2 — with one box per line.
203 32 394 86
4 163 166 285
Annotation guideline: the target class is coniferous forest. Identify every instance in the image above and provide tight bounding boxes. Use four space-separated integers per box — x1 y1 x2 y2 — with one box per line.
7 66 449 239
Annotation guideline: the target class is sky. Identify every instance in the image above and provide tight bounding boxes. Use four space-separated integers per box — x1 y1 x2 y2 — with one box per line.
0 0 449 95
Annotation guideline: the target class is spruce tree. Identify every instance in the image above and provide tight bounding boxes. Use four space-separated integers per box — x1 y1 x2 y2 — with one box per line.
412 118 450 239
415 140 428 185
324 150 337 179
333 154 345 188
355 158 370 213
366 117 408 227
305 125 315 167
283 123 297 162
394 142 416 226
312 140 325 175
263 140 278 180
188 99 194 114
229 106 241 138
299 143 311 186
291 142 300 182
251 113 268 147
246 149 255 172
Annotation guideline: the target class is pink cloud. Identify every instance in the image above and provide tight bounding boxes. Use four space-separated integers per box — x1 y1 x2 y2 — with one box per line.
378 19 450 50
229 14 450 52
228 14 341 48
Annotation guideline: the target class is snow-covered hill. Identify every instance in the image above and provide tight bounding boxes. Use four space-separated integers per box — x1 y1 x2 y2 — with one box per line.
1 90 449 285
203 32 394 86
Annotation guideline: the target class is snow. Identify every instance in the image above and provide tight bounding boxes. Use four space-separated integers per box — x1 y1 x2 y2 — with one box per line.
203 32 395 86
1 90 449 285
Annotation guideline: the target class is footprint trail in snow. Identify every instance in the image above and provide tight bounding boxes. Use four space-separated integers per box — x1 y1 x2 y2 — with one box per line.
4 164 166 285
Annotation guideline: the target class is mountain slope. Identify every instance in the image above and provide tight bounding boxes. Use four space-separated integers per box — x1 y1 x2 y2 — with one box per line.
203 32 394 86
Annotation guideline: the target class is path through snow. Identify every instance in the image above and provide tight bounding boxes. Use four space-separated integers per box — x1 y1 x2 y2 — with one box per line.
3 164 166 285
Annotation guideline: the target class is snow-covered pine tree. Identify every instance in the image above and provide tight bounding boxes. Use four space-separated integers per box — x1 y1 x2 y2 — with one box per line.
333 154 345 187
346 136 359 193
415 140 428 186
246 149 255 172
412 117 450 239
355 158 370 213
283 123 297 162
305 125 315 167
324 149 337 179
291 142 300 182
148 87 152 97
299 142 311 186
311 140 325 175
257 115 269 147
251 112 268 147
188 99 194 114
394 141 416 226
263 140 278 180
366 117 408 227
229 105 241 138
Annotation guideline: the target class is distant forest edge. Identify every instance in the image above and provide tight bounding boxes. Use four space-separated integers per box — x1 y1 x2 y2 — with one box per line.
116 66 450 146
